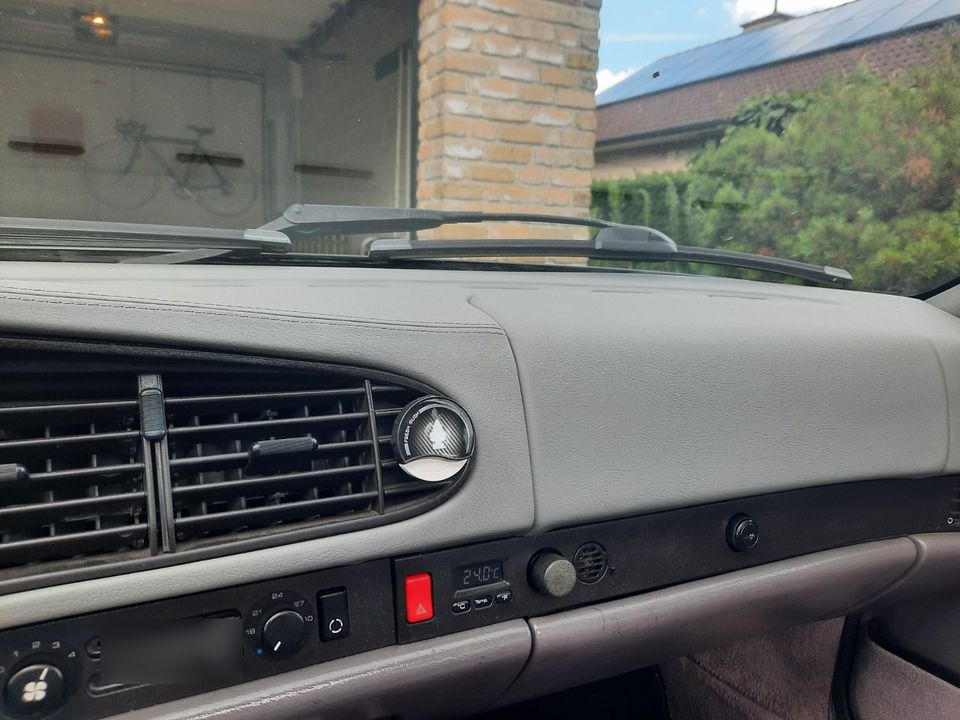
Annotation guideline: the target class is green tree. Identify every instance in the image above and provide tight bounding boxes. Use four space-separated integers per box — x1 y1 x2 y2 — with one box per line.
688 32 960 294
594 30 960 294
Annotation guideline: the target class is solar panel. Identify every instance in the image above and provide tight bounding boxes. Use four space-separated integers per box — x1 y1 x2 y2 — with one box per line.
597 0 960 106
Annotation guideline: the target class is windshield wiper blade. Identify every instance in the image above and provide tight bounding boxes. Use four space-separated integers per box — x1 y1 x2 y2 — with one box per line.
262 204 851 286
259 203 672 247
368 238 853 287
0 217 290 254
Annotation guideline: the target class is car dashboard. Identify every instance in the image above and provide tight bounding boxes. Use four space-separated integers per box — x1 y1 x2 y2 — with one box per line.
1 262 960 720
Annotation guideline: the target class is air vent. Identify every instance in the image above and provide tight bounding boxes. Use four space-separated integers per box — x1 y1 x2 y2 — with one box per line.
0 343 469 590
161 368 451 549
0 372 153 575
574 542 608 584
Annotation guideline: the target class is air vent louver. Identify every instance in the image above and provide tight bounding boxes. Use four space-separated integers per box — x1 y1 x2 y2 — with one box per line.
0 373 152 574
162 369 448 548
0 346 467 589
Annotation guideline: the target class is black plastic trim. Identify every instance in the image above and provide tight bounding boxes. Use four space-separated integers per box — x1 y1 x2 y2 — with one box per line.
831 615 861 720
394 473 957 644
0 559 395 720
0 335 466 596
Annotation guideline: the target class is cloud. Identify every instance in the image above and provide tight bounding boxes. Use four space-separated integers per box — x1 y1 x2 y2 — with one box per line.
726 0 850 24
596 67 638 94
601 32 704 43
697 7 708 15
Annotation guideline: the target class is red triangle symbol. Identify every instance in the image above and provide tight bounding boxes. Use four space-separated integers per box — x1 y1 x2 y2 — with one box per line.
416 602 427 615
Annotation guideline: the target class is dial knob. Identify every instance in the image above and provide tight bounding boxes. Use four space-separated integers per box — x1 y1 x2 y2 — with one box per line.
3 663 66 718
261 610 307 660
529 552 577 598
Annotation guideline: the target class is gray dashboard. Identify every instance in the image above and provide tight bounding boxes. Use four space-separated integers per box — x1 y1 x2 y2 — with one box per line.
0 261 959 631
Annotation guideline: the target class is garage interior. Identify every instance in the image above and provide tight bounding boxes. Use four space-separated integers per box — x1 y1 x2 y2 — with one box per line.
0 0 418 230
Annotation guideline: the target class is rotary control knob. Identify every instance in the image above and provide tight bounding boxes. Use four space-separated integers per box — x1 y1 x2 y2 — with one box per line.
529 551 577 598
245 591 314 661
260 611 307 660
3 663 66 718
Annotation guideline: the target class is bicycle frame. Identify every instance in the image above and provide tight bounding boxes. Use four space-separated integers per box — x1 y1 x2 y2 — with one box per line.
116 123 237 196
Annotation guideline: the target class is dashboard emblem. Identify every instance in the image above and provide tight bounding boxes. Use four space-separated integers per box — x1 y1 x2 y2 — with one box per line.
392 396 475 482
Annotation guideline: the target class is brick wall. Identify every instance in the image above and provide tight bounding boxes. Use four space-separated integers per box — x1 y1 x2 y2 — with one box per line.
594 138 709 181
417 0 600 239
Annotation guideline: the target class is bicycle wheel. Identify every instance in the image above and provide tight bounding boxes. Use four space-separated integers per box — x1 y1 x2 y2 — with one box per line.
174 162 259 219
84 139 159 209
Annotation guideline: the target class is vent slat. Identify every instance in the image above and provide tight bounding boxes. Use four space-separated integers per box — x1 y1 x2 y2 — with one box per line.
0 525 149 567
168 439 380 472
0 399 138 416
0 492 147 527
167 412 369 437
174 492 379 535
0 429 139 452
28 462 145 484
172 465 377 500
166 387 365 406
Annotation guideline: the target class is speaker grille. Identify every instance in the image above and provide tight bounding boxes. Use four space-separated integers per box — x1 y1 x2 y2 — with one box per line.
574 542 608 584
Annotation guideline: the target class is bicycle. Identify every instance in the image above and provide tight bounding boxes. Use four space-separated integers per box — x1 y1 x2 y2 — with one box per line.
85 120 258 217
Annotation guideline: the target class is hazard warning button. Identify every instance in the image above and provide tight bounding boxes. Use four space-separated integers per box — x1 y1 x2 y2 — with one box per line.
404 572 434 623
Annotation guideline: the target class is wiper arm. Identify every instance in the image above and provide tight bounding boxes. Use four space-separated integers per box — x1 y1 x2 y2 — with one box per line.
261 204 851 286
0 217 290 256
259 203 671 248
368 238 853 287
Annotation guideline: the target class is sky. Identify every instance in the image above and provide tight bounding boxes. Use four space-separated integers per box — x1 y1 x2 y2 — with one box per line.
597 0 852 94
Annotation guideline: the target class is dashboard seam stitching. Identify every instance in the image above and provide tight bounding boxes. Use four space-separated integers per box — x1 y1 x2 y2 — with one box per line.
0 294 507 336
924 337 953 474
0 285 501 329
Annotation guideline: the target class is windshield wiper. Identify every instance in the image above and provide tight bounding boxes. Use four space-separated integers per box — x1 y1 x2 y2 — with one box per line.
262 204 852 287
370 238 853 287
260 204 671 248
0 217 290 261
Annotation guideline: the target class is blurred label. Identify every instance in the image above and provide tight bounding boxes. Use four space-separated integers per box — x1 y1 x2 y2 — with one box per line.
101 615 242 686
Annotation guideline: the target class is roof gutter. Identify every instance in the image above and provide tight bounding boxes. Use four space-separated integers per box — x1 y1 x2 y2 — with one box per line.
595 119 726 153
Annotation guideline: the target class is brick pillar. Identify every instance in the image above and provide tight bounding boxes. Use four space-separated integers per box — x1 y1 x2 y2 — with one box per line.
417 0 600 240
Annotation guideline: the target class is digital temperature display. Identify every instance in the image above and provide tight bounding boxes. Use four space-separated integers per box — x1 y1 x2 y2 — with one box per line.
455 560 504 589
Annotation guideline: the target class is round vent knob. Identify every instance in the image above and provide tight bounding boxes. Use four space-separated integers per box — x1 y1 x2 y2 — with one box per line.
573 542 608 584
529 551 577 598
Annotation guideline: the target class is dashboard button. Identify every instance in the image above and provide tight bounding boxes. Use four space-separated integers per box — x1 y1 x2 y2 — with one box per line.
495 590 513 604
4 663 66 717
451 600 471 614
472 595 493 610
404 573 434 623
727 514 760 552
318 589 350 641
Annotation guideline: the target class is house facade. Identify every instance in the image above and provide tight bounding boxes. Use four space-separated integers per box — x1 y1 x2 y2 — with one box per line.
594 0 960 181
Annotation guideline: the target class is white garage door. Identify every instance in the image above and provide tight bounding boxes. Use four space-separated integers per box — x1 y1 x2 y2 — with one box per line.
0 50 265 228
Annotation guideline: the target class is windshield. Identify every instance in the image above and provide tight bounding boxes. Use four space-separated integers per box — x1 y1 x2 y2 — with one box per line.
0 0 957 295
